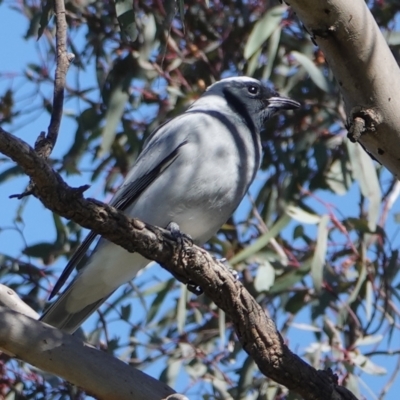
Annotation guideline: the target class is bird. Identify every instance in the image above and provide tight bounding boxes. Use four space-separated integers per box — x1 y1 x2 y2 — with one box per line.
40 76 300 333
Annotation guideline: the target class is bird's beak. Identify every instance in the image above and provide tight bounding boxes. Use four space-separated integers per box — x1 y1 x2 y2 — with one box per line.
267 96 301 111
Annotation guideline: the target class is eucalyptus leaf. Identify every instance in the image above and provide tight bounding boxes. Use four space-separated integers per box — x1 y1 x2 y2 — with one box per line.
291 50 330 92
311 215 329 292
244 5 286 60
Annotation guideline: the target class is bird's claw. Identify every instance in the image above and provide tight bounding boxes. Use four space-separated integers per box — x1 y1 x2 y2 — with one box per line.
166 222 193 247
166 222 201 294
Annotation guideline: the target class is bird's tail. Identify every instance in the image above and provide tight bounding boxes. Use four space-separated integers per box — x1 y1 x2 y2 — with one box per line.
40 285 113 334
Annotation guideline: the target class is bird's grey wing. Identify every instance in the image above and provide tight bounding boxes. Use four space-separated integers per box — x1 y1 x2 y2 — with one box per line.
48 138 188 300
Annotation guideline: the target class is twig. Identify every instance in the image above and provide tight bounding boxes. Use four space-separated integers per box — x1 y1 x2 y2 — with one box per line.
36 0 74 158
10 0 74 200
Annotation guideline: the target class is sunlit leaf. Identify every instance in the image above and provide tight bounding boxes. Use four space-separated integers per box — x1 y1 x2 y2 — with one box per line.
99 83 129 157
291 50 330 92
263 26 282 80
286 205 321 224
347 141 381 231
311 215 329 292
244 5 286 59
177 283 188 333
349 352 387 375
365 280 373 323
325 158 352 195
230 214 291 265
254 260 275 292
355 335 383 347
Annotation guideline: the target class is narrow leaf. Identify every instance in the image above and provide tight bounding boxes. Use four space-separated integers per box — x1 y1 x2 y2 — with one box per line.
291 51 330 92
38 0 53 40
230 213 291 265
254 260 275 292
287 205 321 224
347 141 381 231
177 283 188 333
311 214 329 292
263 26 282 80
99 82 129 157
244 5 286 59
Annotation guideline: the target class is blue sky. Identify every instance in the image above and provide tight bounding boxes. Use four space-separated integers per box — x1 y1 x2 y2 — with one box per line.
1 4 400 399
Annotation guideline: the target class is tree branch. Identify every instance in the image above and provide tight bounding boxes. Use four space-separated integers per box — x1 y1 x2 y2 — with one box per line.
35 0 74 158
0 306 175 400
0 127 357 400
289 0 400 178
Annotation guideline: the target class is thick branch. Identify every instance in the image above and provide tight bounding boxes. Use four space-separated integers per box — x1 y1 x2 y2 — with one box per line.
0 306 174 400
289 0 400 178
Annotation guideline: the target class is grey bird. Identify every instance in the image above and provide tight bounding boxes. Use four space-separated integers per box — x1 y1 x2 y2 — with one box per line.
40 76 300 333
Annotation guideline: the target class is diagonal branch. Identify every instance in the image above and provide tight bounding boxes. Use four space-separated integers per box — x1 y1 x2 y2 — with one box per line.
0 127 358 400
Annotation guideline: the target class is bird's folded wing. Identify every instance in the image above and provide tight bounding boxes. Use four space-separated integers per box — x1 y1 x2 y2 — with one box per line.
49 139 188 299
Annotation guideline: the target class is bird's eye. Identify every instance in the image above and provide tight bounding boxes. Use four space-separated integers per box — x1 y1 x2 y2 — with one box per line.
247 85 259 95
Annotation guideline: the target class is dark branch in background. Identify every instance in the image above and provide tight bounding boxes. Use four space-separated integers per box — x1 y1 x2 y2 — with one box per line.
0 127 358 400
10 0 74 200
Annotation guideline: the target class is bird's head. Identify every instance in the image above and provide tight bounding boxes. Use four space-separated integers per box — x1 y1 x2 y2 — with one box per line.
204 76 300 133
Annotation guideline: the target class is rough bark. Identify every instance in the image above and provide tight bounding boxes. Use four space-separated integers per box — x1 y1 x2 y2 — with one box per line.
289 0 400 177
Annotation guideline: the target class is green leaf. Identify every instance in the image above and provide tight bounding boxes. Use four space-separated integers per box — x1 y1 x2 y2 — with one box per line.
286 205 321 224
285 290 308 314
262 26 282 80
115 0 138 42
230 213 291 265
53 213 67 247
159 359 182 387
218 309 226 348
344 373 360 398
269 261 311 294
120 304 131 321
99 81 129 157
347 142 382 231
178 0 185 30
244 5 286 60
38 0 53 40
0 165 24 183
348 352 387 375
246 48 262 76
325 158 352 195
291 50 330 92
311 214 329 292
23 243 55 258
365 280 373 323
146 278 175 323
344 217 376 233
254 260 275 292
177 283 188 333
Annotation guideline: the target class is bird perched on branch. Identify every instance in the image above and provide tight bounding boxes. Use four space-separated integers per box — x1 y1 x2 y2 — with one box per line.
40 76 300 333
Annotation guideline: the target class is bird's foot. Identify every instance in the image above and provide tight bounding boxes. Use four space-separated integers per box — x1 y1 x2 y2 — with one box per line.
166 222 202 294
166 222 193 247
